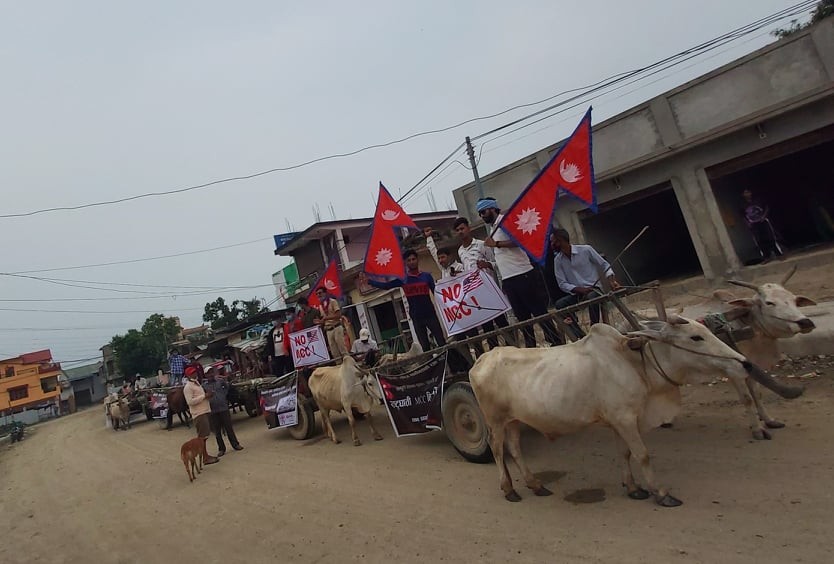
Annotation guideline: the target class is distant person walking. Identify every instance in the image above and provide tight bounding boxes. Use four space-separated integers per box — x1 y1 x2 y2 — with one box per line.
742 189 783 263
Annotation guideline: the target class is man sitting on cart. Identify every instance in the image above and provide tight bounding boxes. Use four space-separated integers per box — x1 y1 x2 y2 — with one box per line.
551 228 620 340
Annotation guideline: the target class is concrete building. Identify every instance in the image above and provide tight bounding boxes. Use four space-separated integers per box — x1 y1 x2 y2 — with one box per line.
453 19 834 285
0 349 63 423
274 211 458 349
62 362 106 408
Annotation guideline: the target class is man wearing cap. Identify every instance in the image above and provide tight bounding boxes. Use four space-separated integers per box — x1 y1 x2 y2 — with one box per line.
350 327 379 360
479 197 563 348
316 287 348 361
183 365 219 465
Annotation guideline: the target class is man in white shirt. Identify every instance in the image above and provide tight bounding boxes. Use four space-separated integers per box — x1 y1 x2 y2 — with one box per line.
452 216 514 351
423 227 463 280
480 197 563 348
552 228 620 340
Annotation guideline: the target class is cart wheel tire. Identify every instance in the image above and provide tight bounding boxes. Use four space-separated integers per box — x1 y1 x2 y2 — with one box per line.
442 382 493 463
144 408 153 421
289 397 316 440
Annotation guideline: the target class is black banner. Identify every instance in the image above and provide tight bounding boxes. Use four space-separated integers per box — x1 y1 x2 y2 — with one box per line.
376 352 447 437
260 372 298 429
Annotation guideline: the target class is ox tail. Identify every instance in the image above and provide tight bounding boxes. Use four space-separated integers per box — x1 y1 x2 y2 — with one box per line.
746 363 803 399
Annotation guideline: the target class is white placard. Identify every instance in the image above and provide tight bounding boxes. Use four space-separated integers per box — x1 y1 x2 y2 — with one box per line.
434 270 512 337
288 326 332 367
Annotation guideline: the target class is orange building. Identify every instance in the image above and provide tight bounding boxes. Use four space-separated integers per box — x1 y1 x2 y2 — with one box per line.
0 350 62 414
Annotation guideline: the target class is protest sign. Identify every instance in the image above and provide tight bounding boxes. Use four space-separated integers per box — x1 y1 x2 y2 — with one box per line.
434 270 511 336
376 352 447 437
260 372 298 429
288 325 331 367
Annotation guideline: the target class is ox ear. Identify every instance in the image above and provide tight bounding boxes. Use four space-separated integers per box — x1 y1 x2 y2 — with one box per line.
728 298 755 309
667 314 689 325
796 295 817 307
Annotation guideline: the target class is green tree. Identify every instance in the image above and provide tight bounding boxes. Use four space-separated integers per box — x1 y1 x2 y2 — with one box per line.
110 329 161 378
203 297 237 330
202 297 264 329
772 1 833 38
141 313 181 358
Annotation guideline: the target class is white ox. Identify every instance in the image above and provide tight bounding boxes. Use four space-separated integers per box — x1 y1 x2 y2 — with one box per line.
655 267 815 438
308 356 385 446
469 317 792 506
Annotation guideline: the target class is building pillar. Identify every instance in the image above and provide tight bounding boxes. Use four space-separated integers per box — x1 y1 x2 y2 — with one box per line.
670 168 741 281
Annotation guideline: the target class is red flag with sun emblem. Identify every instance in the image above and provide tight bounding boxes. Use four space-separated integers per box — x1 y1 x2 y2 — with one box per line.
364 182 418 279
308 257 343 308
496 107 596 264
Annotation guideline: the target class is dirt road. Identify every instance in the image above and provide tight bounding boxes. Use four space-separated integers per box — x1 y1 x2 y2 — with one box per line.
2 364 833 564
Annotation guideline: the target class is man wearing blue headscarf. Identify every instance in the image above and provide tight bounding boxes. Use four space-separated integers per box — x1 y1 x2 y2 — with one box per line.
479 197 562 348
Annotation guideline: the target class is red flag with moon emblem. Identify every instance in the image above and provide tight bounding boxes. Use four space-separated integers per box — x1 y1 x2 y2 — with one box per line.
364 182 418 279
307 257 343 308
495 107 596 264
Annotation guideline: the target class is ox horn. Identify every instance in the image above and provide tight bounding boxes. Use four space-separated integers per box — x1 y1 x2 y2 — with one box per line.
780 264 797 286
728 279 759 292
745 363 804 400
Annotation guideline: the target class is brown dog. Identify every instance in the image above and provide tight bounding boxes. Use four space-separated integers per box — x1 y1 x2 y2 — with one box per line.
181 437 207 482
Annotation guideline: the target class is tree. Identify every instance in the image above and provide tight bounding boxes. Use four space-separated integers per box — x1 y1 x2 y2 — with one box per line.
772 1 833 38
110 329 161 379
203 297 237 330
202 297 264 329
141 313 181 358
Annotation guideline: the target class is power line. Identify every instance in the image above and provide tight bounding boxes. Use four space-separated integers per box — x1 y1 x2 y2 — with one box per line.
3 237 270 274
3 1 813 221
0 306 207 314
0 272 277 297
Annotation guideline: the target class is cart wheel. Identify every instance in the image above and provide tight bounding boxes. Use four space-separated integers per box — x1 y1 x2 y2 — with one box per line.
289 397 316 440
442 382 493 463
245 400 260 418
144 407 153 421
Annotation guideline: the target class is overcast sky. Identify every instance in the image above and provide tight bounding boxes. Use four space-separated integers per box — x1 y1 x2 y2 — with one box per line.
0 0 808 366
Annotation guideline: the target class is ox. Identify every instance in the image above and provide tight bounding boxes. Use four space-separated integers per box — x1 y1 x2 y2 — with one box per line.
657 266 814 438
308 357 384 446
108 395 131 431
375 341 423 368
470 317 790 506
165 387 192 430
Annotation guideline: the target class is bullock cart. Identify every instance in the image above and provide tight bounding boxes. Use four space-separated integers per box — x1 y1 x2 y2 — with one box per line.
378 282 755 463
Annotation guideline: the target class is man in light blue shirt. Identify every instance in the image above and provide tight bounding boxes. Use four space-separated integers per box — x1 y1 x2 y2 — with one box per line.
552 228 620 339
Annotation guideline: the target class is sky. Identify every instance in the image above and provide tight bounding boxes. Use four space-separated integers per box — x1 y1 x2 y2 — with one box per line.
0 0 813 367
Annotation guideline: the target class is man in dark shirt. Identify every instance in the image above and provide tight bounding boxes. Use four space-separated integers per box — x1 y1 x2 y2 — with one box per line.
203 367 243 456
360 249 446 352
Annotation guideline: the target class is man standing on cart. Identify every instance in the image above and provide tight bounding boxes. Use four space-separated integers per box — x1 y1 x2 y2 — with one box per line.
359 249 446 353
480 197 563 347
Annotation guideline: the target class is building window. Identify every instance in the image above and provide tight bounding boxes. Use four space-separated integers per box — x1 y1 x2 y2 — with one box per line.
9 386 28 401
4 366 14 378
41 376 58 393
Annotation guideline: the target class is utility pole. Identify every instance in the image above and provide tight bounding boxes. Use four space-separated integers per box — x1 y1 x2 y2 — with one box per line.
465 136 484 199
